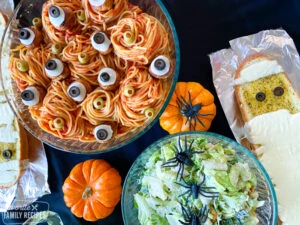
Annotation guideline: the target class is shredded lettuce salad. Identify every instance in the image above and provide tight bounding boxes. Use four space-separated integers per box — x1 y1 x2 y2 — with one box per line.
134 136 264 225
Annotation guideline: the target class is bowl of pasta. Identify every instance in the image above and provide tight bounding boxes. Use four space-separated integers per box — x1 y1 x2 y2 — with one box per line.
0 0 180 153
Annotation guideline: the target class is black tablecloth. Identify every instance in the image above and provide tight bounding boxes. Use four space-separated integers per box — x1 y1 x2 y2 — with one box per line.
2 0 300 224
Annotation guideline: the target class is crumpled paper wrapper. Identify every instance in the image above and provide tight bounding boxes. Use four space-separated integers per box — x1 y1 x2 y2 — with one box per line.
209 29 300 147
0 0 50 212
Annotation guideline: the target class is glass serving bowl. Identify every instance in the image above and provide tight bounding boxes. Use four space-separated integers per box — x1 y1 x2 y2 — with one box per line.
0 0 180 153
122 131 278 225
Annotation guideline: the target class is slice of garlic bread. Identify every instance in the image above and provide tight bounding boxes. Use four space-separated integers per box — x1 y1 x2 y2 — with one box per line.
234 54 300 122
0 10 28 188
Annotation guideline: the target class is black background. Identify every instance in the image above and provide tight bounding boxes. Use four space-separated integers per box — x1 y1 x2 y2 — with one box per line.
2 0 300 224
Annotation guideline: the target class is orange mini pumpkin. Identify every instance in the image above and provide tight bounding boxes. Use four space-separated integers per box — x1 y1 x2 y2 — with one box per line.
62 159 122 221
159 82 216 134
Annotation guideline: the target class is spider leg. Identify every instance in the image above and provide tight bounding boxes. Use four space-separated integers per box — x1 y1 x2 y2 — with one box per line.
199 190 219 198
178 220 189 225
236 217 243 225
177 163 184 181
195 113 206 128
161 157 177 167
177 136 183 153
178 189 191 198
176 182 190 189
180 203 190 221
199 174 206 186
199 205 209 224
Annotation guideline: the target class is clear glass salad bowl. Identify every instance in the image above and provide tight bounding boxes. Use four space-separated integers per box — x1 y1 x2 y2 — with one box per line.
122 131 278 225
0 0 180 153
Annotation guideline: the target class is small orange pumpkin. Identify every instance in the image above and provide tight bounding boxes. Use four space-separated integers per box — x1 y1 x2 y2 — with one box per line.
159 82 216 134
62 159 122 221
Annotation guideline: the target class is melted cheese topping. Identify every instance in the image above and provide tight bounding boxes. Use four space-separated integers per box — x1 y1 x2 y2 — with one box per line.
235 59 283 85
245 109 300 225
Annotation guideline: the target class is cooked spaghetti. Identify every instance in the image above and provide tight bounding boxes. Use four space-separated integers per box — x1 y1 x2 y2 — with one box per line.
8 0 173 145
42 0 82 44
9 44 52 91
110 12 170 65
82 0 128 27
81 87 116 125
62 33 115 85
115 66 166 127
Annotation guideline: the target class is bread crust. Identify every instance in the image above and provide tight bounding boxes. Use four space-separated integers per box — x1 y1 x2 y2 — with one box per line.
0 121 29 188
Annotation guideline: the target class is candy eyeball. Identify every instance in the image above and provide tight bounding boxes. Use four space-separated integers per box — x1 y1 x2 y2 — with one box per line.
93 124 113 142
48 5 65 28
18 28 35 46
149 55 172 78
98 68 117 86
67 82 87 102
91 31 111 53
89 0 106 7
21 86 40 106
45 58 64 78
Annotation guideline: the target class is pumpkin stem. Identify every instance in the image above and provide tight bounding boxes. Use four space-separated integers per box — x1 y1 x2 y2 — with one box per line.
82 186 93 199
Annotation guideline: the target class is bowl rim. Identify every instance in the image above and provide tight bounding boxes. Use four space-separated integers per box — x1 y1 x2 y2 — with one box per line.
121 131 278 225
0 0 181 154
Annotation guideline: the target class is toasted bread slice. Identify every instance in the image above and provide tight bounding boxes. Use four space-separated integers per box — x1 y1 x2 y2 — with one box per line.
234 54 300 123
0 114 28 188
0 10 29 188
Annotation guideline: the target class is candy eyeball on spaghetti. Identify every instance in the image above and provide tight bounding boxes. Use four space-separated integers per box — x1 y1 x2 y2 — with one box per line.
98 67 120 91
45 58 69 80
89 0 106 7
48 5 65 28
17 27 42 48
94 124 115 143
149 55 173 79
91 31 112 55
67 82 87 102
21 86 44 106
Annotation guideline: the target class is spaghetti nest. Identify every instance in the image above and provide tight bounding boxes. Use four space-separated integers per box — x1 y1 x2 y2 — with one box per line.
33 80 87 140
9 45 52 91
81 88 116 125
42 0 82 44
62 33 115 85
110 12 170 65
82 0 128 26
115 66 166 127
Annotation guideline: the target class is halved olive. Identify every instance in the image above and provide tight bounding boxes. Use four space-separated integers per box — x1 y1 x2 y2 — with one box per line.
273 87 284 96
256 92 266 102
2 149 12 159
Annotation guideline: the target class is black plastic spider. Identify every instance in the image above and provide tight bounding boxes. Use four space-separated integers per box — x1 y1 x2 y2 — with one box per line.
161 136 204 180
220 210 249 225
179 203 209 225
176 174 219 200
177 91 213 131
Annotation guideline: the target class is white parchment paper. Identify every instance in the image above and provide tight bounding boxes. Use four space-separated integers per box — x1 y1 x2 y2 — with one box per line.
0 0 50 212
209 29 300 147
